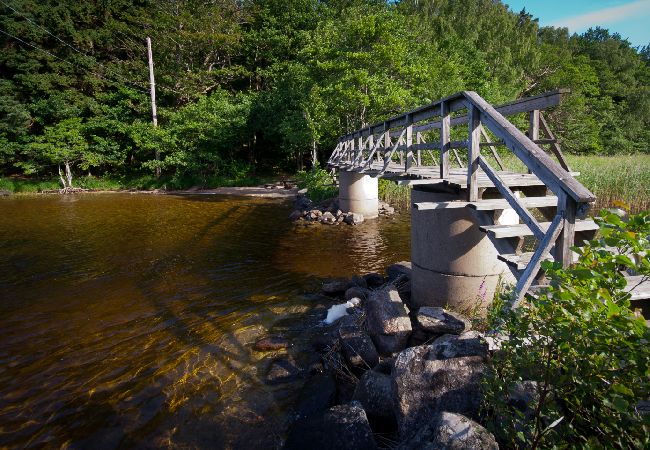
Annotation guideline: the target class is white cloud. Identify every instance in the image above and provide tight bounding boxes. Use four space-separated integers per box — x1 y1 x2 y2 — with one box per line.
552 0 650 31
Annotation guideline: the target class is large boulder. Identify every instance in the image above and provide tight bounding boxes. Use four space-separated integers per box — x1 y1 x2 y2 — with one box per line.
283 402 378 450
392 345 486 436
365 287 412 355
292 373 337 422
363 272 385 289
387 261 412 281
322 279 349 295
345 286 369 301
339 325 379 371
396 412 498 450
353 368 394 422
428 331 489 360
416 307 471 335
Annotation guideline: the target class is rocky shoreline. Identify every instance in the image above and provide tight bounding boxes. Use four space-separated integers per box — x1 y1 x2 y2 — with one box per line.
253 262 520 450
289 194 396 226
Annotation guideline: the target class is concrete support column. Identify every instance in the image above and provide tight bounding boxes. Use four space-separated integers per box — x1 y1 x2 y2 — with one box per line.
338 171 379 219
410 188 517 313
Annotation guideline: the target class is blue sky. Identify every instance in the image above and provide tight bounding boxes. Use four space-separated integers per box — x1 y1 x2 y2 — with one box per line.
504 0 650 47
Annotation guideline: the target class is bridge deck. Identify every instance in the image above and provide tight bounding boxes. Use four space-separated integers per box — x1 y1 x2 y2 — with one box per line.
331 162 548 190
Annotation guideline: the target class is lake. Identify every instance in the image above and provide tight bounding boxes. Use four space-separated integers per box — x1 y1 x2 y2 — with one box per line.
0 193 410 449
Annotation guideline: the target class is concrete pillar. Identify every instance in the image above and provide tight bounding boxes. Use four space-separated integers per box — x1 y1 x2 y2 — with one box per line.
410 188 517 313
339 171 379 219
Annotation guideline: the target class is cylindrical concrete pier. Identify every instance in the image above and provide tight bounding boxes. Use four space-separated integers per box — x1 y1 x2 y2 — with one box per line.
339 172 379 219
410 188 516 313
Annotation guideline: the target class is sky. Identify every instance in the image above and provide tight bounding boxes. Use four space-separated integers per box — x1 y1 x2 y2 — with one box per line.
504 0 650 47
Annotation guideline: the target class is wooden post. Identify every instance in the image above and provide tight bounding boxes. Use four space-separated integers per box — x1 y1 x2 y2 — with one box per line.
527 110 539 175
554 193 576 267
146 37 160 178
440 101 450 179
467 105 481 201
383 124 390 164
405 114 413 172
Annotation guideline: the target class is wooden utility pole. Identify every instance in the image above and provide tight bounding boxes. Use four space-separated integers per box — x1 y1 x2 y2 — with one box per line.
146 36 160 178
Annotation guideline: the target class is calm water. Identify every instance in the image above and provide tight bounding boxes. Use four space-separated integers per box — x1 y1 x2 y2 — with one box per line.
0 193 410 449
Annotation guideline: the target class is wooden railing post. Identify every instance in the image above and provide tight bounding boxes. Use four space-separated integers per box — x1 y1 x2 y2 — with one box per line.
357 134 363 165
554 193 576 267
467 104 481 201
383 123 390 164
440 101 450 179
406 113 413 172
528 109 540 141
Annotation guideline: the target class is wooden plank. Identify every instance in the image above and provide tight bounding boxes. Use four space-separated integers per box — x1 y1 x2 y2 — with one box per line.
478 156 545 240
513 213 565 307
480 126 505 170
480 218 597 239
467 195 558 211
555 193 576 267
453 149 464 167
528 110 540 140
498 250 578 270
464 91 594 203
626 275 650 301
381 128 406 174
406 114 413 172
467 104 481 201
440 101 451 179
413 201 470 210
539 112 571 171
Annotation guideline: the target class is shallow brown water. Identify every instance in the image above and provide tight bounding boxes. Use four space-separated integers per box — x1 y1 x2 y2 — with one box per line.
0 193 410 449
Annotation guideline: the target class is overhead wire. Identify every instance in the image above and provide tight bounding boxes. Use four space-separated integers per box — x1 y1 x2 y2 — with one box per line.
0 0 182 95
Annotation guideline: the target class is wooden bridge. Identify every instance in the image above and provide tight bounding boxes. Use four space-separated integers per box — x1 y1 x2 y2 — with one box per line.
327 90 649 307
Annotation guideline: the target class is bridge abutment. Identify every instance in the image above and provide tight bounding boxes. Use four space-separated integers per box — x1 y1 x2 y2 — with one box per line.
410 187 516 313
338 172 379 219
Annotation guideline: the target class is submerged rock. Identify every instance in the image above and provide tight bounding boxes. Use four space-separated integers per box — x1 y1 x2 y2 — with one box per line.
289 210 303 221
284 402 378 450
416 307 470 335
292 373 337 422
365 287 412 355
254 336 291 352
265 356 303 385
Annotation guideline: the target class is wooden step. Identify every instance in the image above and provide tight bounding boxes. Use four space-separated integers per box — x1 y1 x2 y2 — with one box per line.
467 196 558 211
480 219 598 239
498 251 578 270
413 201 469 210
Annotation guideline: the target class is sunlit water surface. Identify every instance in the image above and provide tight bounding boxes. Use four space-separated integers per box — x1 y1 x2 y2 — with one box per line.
0 193 410 449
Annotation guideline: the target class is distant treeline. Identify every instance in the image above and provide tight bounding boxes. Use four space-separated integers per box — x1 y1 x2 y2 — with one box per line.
1 0 649 187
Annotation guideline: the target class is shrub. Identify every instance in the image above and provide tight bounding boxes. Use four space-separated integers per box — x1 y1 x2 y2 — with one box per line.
483 208 650 449
296 163 338 203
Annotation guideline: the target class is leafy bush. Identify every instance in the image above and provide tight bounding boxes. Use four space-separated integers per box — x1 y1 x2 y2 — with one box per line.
296 163 338 203
483 208 650 449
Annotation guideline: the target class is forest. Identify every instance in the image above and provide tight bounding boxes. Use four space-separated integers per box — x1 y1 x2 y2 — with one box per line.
0 0 649 190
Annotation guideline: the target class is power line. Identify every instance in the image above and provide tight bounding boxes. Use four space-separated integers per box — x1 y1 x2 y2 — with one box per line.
0 0 181 95
0 27 150 93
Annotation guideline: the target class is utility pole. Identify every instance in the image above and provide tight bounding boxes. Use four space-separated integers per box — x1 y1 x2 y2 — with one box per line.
146 36 160 178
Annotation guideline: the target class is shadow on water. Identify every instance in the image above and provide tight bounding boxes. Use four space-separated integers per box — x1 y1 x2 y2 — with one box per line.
0 193 411 449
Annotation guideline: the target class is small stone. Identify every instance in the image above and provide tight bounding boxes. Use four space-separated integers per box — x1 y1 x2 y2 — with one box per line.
322 279 349 294
253 336 291 351
336 209 343 217
345 286 368 301
416 306 470 335
320 211 336 224
264 356 303 385
289 210 303 221
344 213 364 225
383 205 395 215
386 261 412 281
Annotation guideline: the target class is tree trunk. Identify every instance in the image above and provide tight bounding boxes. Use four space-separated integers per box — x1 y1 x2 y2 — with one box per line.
65 161 73 188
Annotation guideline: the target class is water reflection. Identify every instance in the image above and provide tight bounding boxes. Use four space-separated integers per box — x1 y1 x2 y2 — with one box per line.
0 193 410 448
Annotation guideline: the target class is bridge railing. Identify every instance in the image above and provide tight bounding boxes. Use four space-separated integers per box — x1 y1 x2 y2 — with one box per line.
328 90 596 305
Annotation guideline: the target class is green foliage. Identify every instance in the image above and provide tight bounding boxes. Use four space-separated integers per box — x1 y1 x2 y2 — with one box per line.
296 163 338 203
378 178 410 210
483 209 650 449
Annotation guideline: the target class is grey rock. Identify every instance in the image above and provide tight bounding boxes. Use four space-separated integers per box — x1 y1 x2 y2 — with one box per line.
339 325 379 370
322 279 349 295
366 287 412 355
320 211 336 224
0 190 10 196
429 331 489 360
283 402 378 450
253 336 291 351
417 307 471 335
387 261 412 281
393 345 486 436
345 286 369 301
396 412 498 450
350 274 368 289
289 210 303 221
295 195 311 209
344 213 364 225
353 369 394 421
383 205 395 215
508 380 539 422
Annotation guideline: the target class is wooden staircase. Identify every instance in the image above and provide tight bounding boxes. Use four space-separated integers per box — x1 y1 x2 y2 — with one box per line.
329 90 648 307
